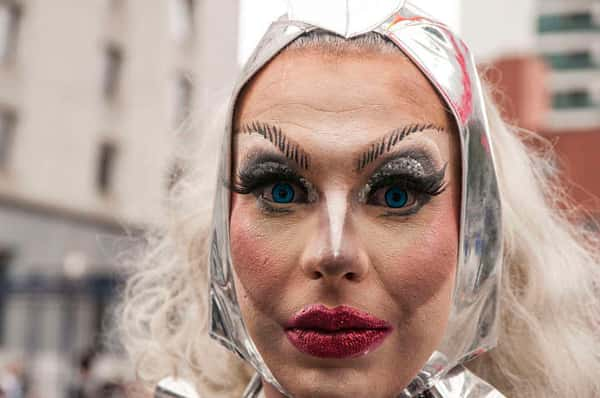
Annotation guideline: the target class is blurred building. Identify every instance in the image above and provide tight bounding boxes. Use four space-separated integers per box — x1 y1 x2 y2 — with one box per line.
482 0 600 216
0 0 239 396
538 0 600 130
461 0 538 62
537 0 600 212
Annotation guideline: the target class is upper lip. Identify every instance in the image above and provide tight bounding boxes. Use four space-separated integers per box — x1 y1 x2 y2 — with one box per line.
285 304 392 332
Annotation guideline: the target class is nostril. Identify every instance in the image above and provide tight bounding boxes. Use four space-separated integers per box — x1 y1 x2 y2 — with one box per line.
345 272 356 281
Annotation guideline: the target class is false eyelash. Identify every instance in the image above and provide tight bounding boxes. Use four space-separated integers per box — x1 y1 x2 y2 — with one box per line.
230 162 308 196
367 164 448 197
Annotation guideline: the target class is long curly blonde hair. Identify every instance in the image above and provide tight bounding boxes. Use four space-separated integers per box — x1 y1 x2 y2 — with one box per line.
115 32 600 397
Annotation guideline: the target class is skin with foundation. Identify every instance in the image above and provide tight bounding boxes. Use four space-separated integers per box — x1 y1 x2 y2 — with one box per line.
229 45 462 398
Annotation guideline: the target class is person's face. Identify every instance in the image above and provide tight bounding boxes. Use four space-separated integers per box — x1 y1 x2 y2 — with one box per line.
229 45 461 398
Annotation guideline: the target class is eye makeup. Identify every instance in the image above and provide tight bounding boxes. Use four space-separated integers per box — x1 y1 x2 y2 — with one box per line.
231 151 318 214
236 121 311 170
231 147 446 217
358 148 447 216
356 123 445 171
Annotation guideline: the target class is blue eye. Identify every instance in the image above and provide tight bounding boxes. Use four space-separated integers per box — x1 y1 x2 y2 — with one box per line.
384 186 409 208
271 182 295 203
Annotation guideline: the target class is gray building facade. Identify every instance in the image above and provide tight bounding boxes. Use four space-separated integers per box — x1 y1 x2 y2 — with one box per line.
0 1 239 396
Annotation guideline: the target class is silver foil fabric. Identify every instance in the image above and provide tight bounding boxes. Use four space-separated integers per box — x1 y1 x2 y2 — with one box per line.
207 1 503 397
236 366 504 398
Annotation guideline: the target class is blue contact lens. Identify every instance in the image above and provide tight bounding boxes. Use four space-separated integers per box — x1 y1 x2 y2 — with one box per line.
385 187 408 208
271 182 295 203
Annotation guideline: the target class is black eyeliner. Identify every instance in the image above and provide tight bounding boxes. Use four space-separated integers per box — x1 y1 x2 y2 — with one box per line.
232 155 304 194
230 152 318 206
367 162 447 197
360 150 448 214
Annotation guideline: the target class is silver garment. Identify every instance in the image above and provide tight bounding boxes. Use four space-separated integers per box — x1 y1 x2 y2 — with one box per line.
207 1 504 397
155 367 505 398
238 366 504 398
155 377 201 398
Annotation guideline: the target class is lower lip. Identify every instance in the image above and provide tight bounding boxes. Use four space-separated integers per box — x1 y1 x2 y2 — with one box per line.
285 328 391 359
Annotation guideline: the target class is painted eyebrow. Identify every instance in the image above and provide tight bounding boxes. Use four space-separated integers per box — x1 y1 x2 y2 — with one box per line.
235 121 311 170
355 123 445 171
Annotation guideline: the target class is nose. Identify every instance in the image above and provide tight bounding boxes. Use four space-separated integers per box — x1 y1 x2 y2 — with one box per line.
299 190 369 283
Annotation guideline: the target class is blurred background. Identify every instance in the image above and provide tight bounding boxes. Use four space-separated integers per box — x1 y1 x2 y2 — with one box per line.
0 0 598 397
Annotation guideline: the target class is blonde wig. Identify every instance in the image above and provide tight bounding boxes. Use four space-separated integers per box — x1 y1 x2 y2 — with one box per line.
115 32 600 397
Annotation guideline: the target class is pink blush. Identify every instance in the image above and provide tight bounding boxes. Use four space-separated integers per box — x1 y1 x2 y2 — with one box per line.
229 198 291 305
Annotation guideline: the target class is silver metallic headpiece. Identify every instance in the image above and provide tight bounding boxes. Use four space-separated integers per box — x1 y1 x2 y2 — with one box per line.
207 1 504 397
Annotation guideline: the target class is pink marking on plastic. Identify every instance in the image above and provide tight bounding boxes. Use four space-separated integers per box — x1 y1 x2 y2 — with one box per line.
480 134 490 154
388 14 435 29
447 35 473 124
387 13 473 124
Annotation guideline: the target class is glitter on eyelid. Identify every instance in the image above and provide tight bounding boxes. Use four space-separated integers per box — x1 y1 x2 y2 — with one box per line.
357 183 372 204
300 177 319 203
357 157 426 204
235 158 320 204
379 158 425 177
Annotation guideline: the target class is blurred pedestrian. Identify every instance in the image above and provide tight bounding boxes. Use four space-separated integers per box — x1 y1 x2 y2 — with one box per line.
0 358 24 398
67 348 96 398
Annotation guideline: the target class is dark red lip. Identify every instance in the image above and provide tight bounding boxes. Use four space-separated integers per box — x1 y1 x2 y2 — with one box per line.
284 304 393 359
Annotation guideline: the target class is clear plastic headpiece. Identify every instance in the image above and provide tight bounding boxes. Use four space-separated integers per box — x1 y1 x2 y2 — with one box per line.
207 1 503 397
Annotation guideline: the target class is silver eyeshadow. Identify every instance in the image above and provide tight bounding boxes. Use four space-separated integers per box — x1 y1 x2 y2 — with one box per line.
357 152 442 205
233 148 445 209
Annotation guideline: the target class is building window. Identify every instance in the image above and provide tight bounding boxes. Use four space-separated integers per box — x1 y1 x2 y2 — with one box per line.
544 51 595 70
169 0 195 43
173 74 193 127
0 2 20 64
96 141 117 194
102 44 123 101
538 12 596 33
0 108 16 168
0 248 13 346
552 90 594 110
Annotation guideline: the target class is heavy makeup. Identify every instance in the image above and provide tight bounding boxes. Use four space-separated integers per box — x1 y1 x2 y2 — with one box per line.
229 45 461 398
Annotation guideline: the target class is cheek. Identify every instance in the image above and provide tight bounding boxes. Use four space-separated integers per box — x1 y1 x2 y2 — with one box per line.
372 200 459 317
229 194 292 311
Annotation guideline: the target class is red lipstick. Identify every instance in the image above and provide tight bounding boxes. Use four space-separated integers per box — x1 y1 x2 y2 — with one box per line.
284 304 393 359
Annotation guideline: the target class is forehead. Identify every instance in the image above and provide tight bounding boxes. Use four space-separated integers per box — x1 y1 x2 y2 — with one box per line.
234 46 453 134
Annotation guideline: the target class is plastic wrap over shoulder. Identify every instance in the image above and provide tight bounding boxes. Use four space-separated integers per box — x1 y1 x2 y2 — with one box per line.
207 1 504 397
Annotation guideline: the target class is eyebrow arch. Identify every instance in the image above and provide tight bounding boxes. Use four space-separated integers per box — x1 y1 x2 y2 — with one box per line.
355 123 445 171
235 121 311 170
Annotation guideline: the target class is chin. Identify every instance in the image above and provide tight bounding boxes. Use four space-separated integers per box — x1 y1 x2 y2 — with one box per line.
270 358 413 398
279 372 377 398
